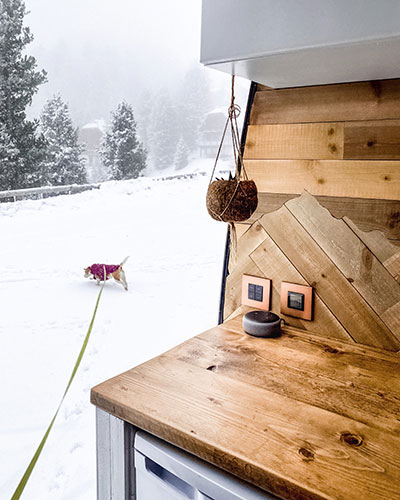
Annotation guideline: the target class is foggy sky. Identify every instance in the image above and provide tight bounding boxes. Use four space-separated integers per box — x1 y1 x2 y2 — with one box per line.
24 0 246 126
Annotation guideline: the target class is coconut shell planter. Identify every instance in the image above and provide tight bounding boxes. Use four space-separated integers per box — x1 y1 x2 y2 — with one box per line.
206 178 258 222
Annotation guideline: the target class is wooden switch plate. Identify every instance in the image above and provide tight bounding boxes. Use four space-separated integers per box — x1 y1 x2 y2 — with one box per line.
281 282 313 320
241 274 271 310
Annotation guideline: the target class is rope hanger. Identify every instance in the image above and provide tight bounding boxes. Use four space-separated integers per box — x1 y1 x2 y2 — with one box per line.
209 74 249 188
207 75 250 223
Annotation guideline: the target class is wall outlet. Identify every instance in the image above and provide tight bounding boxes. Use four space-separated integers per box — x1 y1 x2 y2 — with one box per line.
241 275 271 310
280 282 313 320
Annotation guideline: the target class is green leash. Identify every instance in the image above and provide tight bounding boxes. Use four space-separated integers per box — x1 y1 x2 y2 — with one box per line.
11 276 106 500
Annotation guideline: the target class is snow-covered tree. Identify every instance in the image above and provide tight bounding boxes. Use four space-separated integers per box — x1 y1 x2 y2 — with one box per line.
101 102 146 180
40 94 86 185
136 89 153 152
0 123 19 188
147 89 179 171
0 0 47 190
174 136 189 170
179 66 211 154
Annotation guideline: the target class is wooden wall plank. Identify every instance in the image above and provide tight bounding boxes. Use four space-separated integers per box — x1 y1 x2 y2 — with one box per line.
245 160 400 200
251 80 400 125
286 192 400 341
244 123 343 160
245 120 400 160
247 193 400 240
249 235 351 342
236 221 268 263
224 256 264 320
344 120 400 159
382 303 400 336
259 207 400 351
247 192 297 221
344 217 400 282
318 197 400 239
233 223 250 240
229 221 268 273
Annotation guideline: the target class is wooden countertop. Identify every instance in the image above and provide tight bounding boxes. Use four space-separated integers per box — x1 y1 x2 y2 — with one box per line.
91 314 400 500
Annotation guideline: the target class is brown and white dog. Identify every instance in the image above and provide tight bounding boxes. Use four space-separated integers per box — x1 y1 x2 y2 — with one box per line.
84 257 129 290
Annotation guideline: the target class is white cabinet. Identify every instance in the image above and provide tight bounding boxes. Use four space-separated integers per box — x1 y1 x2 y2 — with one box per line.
135 431 278 500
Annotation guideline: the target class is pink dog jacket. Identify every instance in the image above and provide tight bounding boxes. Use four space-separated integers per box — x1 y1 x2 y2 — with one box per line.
90 264 120 281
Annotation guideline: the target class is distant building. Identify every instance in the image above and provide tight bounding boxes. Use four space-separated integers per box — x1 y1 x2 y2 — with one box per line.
198 109 234 159
79 120 106 182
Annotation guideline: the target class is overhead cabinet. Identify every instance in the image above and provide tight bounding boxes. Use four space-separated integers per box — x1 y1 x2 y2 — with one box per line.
201 0 400 88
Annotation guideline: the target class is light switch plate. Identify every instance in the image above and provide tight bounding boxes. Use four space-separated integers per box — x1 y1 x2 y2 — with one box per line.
280 282 313 320
241 275 271 310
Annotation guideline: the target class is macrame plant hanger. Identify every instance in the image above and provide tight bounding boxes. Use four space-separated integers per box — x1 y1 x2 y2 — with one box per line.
206 75 258 260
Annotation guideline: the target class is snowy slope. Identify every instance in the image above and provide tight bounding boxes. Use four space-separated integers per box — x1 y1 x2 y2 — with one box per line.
0 160 228 499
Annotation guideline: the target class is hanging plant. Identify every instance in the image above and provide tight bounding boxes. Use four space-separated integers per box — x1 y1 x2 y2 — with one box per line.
206 76 258 224
207 172 258 222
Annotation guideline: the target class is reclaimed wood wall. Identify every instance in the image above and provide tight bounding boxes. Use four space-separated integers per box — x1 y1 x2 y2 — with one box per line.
224 80 400 352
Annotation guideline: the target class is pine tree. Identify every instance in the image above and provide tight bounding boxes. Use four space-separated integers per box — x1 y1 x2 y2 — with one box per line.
147 89 179 171
179 66 211 155
100 102 146 180
0 123 19 188
0 0 47 190
174 136 189 170
136 90 153 152
40 94 87 185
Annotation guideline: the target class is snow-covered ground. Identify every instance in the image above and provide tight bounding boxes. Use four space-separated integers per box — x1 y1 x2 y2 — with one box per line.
0 159 228 499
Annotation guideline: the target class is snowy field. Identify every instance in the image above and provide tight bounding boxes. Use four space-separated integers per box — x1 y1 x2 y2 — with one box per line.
0 160 228 499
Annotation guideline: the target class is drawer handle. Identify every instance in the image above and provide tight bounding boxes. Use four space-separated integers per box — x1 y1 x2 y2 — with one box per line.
145 456 196 499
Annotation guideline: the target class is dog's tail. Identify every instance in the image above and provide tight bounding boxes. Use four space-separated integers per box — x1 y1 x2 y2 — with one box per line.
120 256 129 267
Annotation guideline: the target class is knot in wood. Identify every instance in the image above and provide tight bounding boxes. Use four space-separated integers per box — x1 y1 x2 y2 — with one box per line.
298 447 315 461
340 432 363 447
206 364 217 371
362 247 373 271
324 345 339 354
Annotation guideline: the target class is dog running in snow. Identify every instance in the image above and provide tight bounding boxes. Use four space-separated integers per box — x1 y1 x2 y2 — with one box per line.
84 257 129 290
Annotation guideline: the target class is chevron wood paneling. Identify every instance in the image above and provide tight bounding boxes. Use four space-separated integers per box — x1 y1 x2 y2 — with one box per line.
226 194 400 351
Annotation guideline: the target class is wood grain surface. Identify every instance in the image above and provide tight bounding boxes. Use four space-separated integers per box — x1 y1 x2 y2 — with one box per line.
344 120 400 159
345 217 400 281
245 123 344 160
260 205 400 351
286 192 400 341
91 316 400 500
242 78 400 258
252 79 400 124
245 121 400 160
225 193 400 352
247 193 400 240
244 160 400 200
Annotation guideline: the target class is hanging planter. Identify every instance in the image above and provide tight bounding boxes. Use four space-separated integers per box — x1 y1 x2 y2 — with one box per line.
206 76 258 224
206 175 258 222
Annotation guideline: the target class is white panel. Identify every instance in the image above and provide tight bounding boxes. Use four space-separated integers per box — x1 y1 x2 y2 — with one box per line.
110 414 126 500
201 0 400 87
135 431 277 499
96 408 137 500
96 408 111 500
